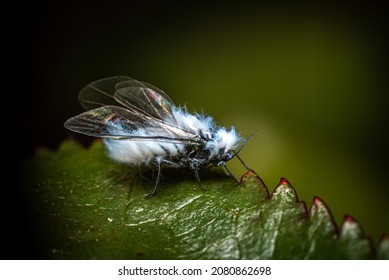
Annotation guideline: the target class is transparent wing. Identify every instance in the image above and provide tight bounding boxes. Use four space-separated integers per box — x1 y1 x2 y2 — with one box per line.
114 79 176 120
79 76 176 123
78 76 132 110
64 105 199 144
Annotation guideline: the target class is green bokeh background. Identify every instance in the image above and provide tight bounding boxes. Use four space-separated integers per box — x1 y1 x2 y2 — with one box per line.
23 1 388 247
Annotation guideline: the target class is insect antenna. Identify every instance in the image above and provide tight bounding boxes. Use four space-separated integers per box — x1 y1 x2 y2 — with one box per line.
234 131 257 156
232 131 257 171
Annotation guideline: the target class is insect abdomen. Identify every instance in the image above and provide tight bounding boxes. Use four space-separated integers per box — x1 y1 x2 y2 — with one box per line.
103 139 185 166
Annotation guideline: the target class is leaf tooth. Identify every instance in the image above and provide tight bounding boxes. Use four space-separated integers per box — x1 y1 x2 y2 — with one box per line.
279 177 289 186
240 170 265 186
340 215 365 240
310 197 337 228
339 215 373 259
240 170 270 200
270 177 298 204
309 196 338 236
377 235 389 260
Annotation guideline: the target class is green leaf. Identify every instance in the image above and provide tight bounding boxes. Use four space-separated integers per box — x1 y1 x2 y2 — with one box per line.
377 235 389 260
21 141 387 259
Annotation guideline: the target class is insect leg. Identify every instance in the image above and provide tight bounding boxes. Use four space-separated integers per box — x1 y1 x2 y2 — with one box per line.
137 165 145 183
234 153 266 187
222 163 243 186
145 163 162 198
193 168 206 191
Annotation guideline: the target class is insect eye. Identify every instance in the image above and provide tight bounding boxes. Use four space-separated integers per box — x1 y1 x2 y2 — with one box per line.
215 152 233 163
225 152 234 161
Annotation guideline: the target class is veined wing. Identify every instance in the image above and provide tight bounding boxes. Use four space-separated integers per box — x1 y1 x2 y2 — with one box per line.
114 79 175 121
78 76 132 110
64 105 199 144
79 76 176 123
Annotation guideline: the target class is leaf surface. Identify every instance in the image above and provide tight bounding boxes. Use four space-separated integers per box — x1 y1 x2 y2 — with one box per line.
21 141 387 259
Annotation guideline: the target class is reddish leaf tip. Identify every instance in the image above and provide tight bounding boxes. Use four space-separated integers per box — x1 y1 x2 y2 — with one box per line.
312 196 322 204
343 215 354 223
340 214 367 242
380 234 389 241
271 177 299 203
242 169 257 178
279 177 290 186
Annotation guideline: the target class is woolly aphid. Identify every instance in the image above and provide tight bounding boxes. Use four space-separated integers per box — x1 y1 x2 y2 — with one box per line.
64 76 254 197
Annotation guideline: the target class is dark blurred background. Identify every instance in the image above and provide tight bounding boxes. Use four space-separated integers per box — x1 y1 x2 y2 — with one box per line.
15 0 388 253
